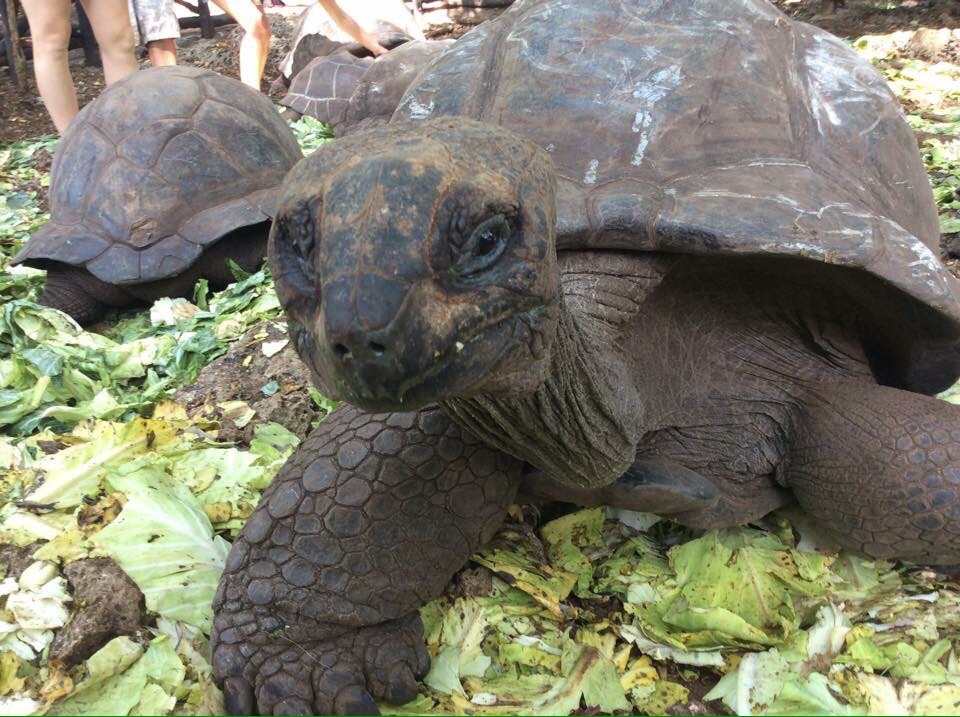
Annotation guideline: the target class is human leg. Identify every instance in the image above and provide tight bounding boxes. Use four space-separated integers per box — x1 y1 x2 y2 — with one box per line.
133 0 178 65
146 38 176 65
79 0 138 84
20 0 77 131
210 0 270 89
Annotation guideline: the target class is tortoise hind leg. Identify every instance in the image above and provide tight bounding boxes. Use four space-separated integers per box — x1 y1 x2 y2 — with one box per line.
38 266 133 326
787 379 960 564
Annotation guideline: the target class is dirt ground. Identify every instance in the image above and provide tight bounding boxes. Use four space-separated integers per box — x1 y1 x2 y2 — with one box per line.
1 0 958 144
0 8 296 144
774 0 959 38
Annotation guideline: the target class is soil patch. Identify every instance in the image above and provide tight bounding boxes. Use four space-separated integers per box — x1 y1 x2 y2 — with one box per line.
50 557 147 667
0 542 42 579
0 9 297 144
0 59 102 143
173 320 320 445
773 0 959 39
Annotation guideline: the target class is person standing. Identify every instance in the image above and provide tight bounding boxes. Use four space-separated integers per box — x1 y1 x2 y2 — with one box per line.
20 0 139 132
210 0 271 89
130 0 270 88
316 0 389 57
129 0 179 66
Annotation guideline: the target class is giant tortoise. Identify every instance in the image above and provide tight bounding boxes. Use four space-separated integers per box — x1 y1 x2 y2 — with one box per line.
281 40 453 134
211 0 960 713
12 66 302 325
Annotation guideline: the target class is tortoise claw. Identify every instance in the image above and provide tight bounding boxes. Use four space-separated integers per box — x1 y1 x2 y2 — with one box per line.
334 685 380 715
211 610 429 715
383 663 419 705
223 676 255 716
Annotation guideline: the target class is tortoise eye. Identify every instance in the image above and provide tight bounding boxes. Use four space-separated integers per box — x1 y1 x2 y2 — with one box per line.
454 214 510 277
275 200 320 286
293 226 314 265
290 204 316 269
475 227 500 257
271 201 320 309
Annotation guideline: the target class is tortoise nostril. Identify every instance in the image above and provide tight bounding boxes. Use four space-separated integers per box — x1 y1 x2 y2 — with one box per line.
368 341 386 355
334 343 351 360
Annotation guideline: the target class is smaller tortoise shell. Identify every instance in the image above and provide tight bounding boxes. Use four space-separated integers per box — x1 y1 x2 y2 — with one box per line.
281 51 373 126
13 66 303 285
282 41 452 135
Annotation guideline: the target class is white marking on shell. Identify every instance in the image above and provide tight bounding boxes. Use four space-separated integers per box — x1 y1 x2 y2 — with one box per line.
407 98 435 120
804 33 891 134
330 63 342 97
691 189 796 205
631 65 682 102
821 227 869 237
632 135 650 166
814 202 842 218
583 159 599 185
631 111 653 166
858 115 882 137
897 226 943 273
764 240 828 256
629 65 683 166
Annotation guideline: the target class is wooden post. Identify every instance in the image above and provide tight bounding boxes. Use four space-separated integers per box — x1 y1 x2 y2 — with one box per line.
198 0 214 39
75 0 101 67
2 0 28 90
172 0 231 36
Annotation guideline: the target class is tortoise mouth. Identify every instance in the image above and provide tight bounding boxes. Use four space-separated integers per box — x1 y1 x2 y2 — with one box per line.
392 312 532 401
302 307 544 412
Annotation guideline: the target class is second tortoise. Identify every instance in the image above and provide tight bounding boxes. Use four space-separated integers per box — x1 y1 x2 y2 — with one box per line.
13 66 303 325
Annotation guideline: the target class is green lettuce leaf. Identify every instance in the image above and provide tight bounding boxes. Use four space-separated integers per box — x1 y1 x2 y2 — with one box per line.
93 468 229 634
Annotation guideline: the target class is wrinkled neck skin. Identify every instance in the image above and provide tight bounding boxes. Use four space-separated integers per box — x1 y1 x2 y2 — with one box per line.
441 300 642 488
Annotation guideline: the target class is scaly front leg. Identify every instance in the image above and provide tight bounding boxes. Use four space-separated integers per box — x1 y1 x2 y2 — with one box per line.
211 404 521 715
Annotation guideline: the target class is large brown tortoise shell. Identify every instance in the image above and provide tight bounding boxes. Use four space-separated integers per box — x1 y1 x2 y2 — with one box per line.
13 66 303 285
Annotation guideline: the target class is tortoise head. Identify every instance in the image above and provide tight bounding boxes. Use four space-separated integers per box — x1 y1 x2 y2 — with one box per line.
270 118 560 412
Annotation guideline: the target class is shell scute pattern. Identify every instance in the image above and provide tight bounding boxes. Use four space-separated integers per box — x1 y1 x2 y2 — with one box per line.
282 54 371 124
12 67 302 284
393 0 959 330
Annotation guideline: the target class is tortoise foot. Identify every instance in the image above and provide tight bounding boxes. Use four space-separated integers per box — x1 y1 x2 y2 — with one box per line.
212 609 430 715
209 404 521 714
38 266 119 326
